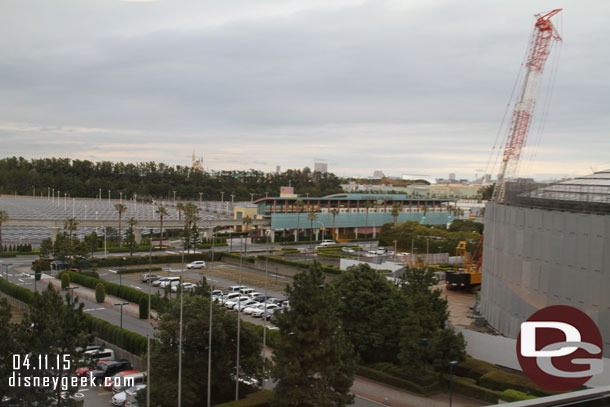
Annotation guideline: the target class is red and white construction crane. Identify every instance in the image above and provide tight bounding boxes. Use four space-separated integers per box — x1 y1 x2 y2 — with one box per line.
492 9 563 203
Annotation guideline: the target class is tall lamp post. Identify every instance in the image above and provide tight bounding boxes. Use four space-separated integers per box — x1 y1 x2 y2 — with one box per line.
2 263 12 280
64 286 80 305
449 360 458 407
114 302 129 329
420 338 428 374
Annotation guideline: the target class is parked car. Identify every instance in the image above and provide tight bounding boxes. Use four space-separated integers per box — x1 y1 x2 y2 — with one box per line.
248 291 263 299
225 296 250 310
186 261 206 269
243 302 265 315
316 240 337 249
156 277 181 288
90 360 133 385
228 285 247 293
123 384 147 407
341 247 355 253
239 288 255 296
252 303 280 317
140 273 160 283
171 282 197 292
105 370 140 391
76 348 115 377
236 300 259 312
112 371 147 394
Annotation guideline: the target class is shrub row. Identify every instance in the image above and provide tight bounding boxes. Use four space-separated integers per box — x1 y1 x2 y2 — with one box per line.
0 277 35 304
223 252 256 263
356 365 428 395
479 370 554 397
117 267 163 274
446 376 500 404
83 313 147 355
215 390 273 407
255 255 341 274
59 270 166 311
0 276 147 355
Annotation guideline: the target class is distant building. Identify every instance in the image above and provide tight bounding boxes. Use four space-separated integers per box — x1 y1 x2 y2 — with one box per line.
449 173 456 181
191 150 203 171
314 162 328 174
279 186 296 198
276 165 281 174
372 170 385 179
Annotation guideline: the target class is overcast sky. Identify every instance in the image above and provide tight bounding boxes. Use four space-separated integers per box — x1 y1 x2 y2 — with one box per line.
1 0 609 180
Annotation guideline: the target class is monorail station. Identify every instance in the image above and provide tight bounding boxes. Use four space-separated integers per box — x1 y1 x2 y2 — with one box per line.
252 192 457 242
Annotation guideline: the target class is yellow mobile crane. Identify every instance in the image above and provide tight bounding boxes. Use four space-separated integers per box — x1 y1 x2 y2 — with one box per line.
445 238 483 290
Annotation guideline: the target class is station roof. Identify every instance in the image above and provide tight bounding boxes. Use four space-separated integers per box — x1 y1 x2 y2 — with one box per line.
253 193 455 204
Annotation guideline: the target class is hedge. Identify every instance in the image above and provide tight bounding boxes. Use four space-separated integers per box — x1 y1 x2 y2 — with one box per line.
95 283 105 303
255 255 341 275
215 390 273 407
446 376 500 404
116 267 163 274
356 365 428 395
0 277 147 355
452 355 498 380
223 252 256 263
58 270 166 311
0 277 35 304
479 370 555 397
500 389 537 402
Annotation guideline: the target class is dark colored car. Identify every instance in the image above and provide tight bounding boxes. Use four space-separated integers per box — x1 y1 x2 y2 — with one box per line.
90 360 133 385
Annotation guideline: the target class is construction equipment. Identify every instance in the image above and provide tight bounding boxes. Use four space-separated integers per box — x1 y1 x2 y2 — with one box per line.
445 238 484 290
446 10 563 290
492 9 563 203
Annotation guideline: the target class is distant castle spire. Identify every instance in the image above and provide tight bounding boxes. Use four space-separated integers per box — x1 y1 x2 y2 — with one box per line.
192 149 204 171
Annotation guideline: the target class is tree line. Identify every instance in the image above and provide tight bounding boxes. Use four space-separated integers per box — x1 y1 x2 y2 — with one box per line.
0 156 342 201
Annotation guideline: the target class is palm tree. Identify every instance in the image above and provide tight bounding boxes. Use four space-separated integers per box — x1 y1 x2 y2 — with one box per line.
126 217 138 255
295 199 305 241
242 215 253 233
176 202 185 221
364 201 373 227
307 208 318 242
183 203 200 228
330 208 340 241
391 202 403 225
0 210 8 254
63 217 79 242
156 205 168 249
114 203 127 248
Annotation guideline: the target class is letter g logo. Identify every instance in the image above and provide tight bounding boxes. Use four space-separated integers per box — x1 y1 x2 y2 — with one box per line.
517 306 603 391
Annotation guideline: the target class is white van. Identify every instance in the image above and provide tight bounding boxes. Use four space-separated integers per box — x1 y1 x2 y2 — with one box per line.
239 288 255 296
316 240 337 249
157 277 181 288
228 285 247 293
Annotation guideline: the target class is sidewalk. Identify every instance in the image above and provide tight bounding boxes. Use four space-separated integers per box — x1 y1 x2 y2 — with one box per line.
44 274 158 322
352 376 488 407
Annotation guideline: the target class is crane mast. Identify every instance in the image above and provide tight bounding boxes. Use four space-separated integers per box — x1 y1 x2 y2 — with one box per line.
492 9 562 203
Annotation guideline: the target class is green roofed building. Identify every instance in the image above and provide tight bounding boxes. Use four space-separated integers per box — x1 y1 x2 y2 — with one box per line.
252 193 457 242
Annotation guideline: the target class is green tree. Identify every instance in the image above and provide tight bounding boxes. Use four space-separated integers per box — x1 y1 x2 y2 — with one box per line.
147 294 263 406
391 202 403 225
84 231 99 257
95 282 105 303
156 205 169 249
307 208 318 242
330 208 340 240
295 199 305 241
190 224 200 251
479 183 495 200
61 272 70 289
272 264 356 407
63 217 79 261
176 202 185 220
0 210 7 254
114 203 127 248
125 217 138 255
139 296 148 319
0 299 20 400
430 327 466 372
332 264 405 363
39 237 53 258
13 284 91 405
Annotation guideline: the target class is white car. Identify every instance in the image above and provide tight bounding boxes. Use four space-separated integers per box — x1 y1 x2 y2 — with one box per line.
186 261 206 269
225 296 249 309
171 282 197 292
236 300 259 312
341 247 355 253
112 390 128 406
154 277 181 288
243 303 266 315
252 303 280 317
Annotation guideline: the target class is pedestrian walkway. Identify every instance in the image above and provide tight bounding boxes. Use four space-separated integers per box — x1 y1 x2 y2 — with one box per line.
352 376 487 407
42 272 159 322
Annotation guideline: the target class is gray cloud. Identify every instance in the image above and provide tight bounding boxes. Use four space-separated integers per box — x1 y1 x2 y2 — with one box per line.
1 0 609 179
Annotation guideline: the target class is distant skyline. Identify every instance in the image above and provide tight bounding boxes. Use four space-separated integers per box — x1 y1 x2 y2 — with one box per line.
2 1 609 180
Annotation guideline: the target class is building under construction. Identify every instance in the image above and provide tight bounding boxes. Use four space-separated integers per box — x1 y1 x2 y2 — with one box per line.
480 170 610 357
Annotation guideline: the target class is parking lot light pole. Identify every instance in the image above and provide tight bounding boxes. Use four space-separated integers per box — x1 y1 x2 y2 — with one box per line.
449 360 458 407
2 263 12 280
64 286 80 305
114 302 129 329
